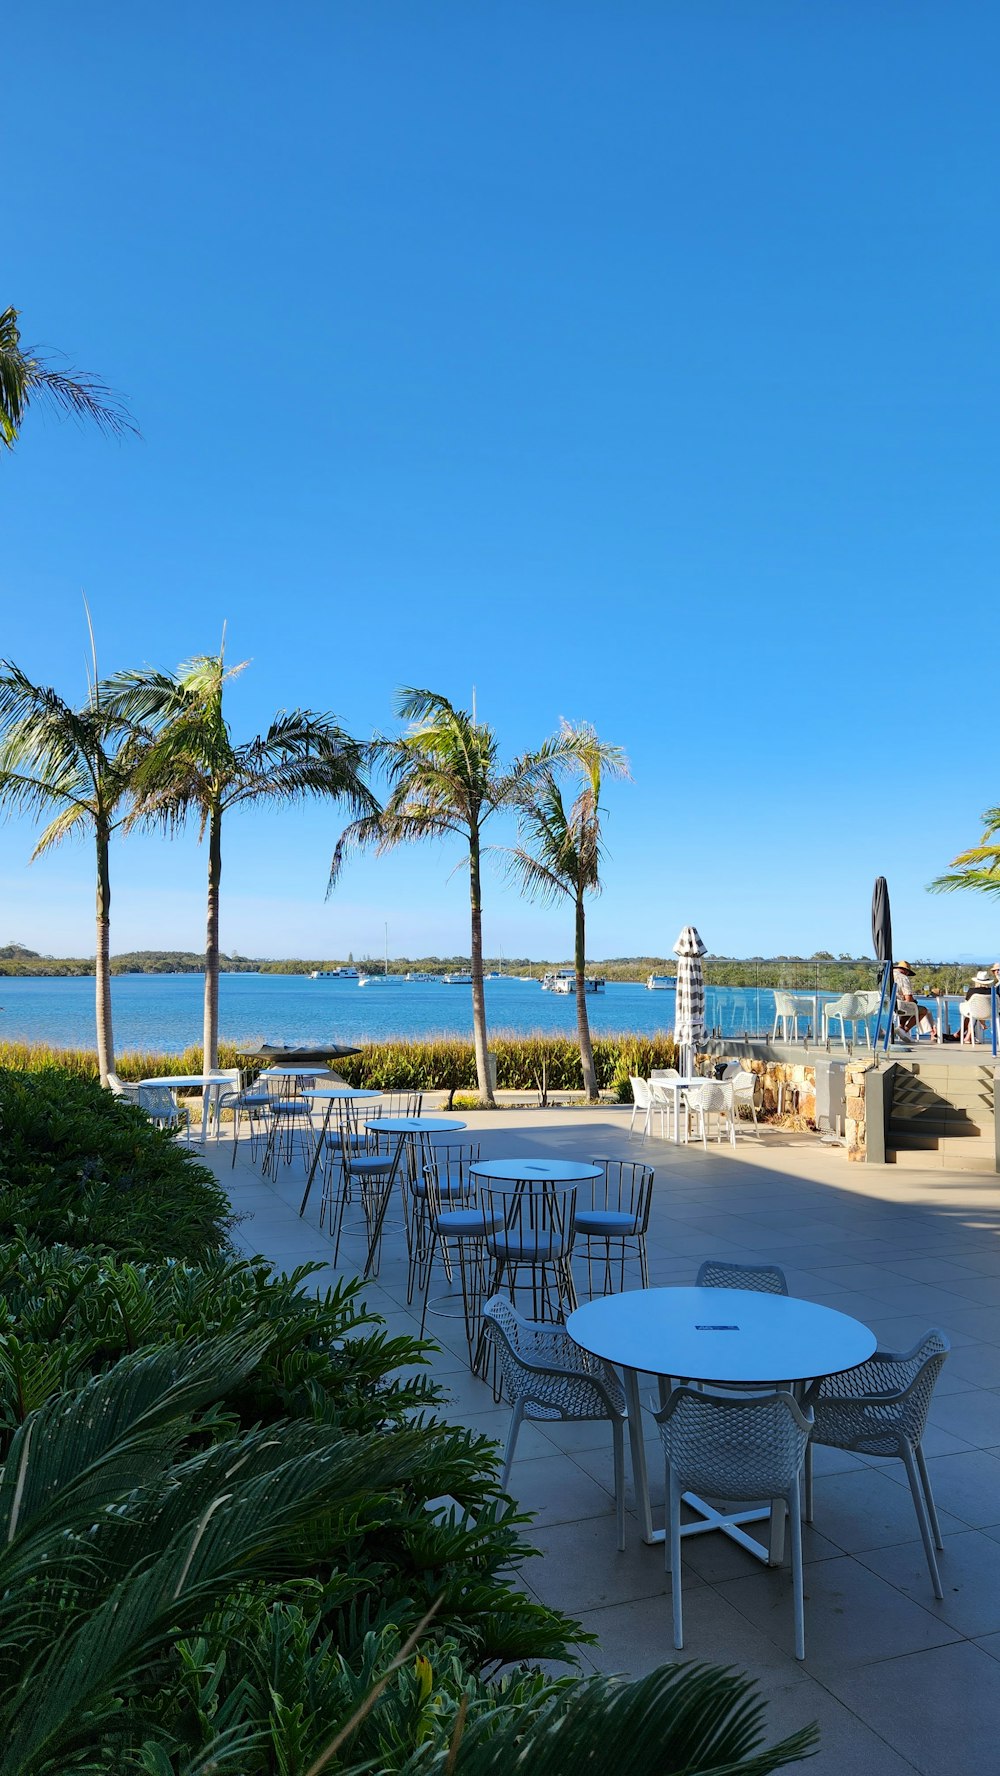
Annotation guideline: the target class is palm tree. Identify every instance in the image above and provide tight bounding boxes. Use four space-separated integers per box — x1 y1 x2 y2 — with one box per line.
0 305 136 449
508 724 629 1102
930 807 1000 901
0 658 140 1084
331 689 534 1106
104 651 376 1070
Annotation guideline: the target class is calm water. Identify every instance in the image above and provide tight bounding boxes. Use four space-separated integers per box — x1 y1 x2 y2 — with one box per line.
0 972 837 1053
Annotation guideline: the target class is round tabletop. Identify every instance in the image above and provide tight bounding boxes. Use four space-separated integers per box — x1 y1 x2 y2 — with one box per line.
366 1117 468 1135
470 1158 603 1184
139 1073 231 1089
567 1287 876 1385
302 1087 381 1101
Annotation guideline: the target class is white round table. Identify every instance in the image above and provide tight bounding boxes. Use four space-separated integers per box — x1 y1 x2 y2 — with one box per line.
470 1158 603 1184
568 1286 876 1560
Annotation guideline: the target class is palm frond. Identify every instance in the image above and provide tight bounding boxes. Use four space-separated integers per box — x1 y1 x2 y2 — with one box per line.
0 307 138 447
929 867 1000 897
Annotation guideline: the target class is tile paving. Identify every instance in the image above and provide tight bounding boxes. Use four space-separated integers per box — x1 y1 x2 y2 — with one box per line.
201 1106 1000 1776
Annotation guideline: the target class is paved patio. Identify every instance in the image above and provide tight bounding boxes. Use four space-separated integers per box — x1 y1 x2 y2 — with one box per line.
201 1108 1000 1776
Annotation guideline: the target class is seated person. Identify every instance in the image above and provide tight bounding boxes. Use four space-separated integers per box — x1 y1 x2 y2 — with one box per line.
960 970 996 1043
893 961 936 1039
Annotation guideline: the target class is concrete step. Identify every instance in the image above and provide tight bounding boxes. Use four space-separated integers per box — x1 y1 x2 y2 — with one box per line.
888 1130 993 1154
888 1118 985 1141
886 1148 997 1171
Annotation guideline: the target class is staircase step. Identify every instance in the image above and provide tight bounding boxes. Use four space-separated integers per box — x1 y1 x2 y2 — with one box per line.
886 1148 997 1171
888 1119 985 1142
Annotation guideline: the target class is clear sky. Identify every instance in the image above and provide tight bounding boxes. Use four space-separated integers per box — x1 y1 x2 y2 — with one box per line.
3 2 999 964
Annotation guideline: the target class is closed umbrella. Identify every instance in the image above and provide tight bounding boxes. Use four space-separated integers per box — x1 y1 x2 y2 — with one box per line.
673 925 707 1076
871 877 894 1049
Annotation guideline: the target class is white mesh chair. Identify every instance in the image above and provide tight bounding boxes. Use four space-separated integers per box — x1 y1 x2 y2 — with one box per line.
961 993 995 1046
822 993 867 1050
808 1330 950 1598
628 1076 653 1140
654 1386 813 1658
720 1066 761 1137
575 1159 655 1294
482 1295 628 1550
685 1081 735 1148
106 1072 140 1105
137 1083 191 1140
696 1258 788 1295
649 1070 681 1140
772 992 813 1041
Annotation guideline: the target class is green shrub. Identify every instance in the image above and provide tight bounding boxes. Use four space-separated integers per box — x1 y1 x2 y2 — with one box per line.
0 1069 230 1261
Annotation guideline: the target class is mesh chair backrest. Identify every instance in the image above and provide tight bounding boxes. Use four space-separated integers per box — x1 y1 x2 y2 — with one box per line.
650 1069 680 1081
691 1081 726 1111
697 1258 788 1295
855 991 882 1015
137 1085 178 1118
585 1158 654 1229
825 993 859 1019
630 1076 651 1108
658 1387 811 1501
964 994 993 1020
482 1296 625 1417
817 1329 949 1447
729 1069 757 1095
773 991 795 1015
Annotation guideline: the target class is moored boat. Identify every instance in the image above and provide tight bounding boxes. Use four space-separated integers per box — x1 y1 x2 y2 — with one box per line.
647 972 676 990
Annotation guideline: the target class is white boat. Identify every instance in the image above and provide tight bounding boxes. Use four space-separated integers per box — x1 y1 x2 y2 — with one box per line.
443 972 472 984
550 974 605 994
647 973 676 991
310 966 357 979
542 969 575 991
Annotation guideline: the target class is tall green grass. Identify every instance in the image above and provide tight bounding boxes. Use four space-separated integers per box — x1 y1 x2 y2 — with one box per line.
0 1032 677 1099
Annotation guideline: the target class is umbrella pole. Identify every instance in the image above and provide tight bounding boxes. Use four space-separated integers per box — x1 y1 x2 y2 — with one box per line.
872 960 891 1050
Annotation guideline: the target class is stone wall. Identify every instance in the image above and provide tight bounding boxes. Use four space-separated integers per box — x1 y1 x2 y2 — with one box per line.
845 1060 874 1163
722 1057 817 1127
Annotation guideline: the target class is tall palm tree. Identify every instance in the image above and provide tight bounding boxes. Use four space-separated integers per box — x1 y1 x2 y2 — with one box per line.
0 658 140 1084
0 305 136 449
508 724 629 1102
331 689 533 1106
104 652 376 1070
930 807 1000 901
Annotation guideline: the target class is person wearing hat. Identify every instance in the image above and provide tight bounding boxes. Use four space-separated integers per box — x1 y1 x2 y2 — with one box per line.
959 970 996 1044
893 961 936 1040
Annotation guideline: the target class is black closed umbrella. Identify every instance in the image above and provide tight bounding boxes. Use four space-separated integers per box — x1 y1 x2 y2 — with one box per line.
237 1042 362 1065
871 877 894 1048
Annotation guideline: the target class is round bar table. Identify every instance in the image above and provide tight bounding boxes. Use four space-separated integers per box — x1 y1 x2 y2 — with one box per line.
297 1088 381 1215
362 1116 467 1278
568 1286 876 1563
469 1158 603 1184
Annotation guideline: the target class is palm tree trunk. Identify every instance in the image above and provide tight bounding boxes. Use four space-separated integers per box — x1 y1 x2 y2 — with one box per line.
575 892 599 1101
203 801 222 1071
94 821 115 1086
468 825 495 1105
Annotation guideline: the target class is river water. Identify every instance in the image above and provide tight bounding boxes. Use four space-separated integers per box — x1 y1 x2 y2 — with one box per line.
0 971 838 1053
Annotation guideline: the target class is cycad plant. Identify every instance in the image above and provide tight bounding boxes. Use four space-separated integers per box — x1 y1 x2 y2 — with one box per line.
331 689 536 1105
103 650 376 1069
508 724 629 1101
0 304 135 449
0 657 143 1083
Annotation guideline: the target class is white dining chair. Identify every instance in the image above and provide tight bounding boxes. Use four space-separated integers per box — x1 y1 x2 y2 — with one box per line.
654 1386 813 1658
721 1065 760 1137
482 1295 628 1550
685 1081 736 1148
771 992 813 1041
628 1076 653 1140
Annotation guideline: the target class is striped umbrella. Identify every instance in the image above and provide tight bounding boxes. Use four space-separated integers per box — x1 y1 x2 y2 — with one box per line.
673 925 707 1075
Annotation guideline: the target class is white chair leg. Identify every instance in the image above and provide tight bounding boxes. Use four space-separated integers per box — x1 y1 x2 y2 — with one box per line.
902 1442 943 1598
612 1416 626 1552
499 1402 524 1492
804 1438 814 1524
789 1476 806 1660
915 1442 944 1549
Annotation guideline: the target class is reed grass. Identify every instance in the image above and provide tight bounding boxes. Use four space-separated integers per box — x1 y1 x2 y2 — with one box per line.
0 1031 677 1100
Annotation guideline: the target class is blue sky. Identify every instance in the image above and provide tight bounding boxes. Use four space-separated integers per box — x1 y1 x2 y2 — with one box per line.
2 1 999 963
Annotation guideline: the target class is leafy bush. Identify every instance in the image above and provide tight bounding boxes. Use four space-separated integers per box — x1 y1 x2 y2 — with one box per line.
0 1069 230 1261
